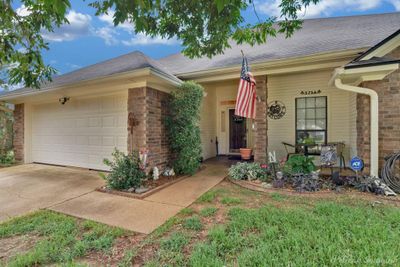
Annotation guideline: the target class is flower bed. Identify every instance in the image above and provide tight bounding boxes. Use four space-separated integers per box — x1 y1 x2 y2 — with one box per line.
97 173 190 199
228 156 397 197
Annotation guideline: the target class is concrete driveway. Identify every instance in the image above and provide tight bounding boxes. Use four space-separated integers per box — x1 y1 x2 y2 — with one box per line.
0 164 104 222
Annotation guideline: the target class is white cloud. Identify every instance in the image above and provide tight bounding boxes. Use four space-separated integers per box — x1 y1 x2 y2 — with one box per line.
96 10 177 46
122 33 178 46
95 27 119 45
16 5 31 17
98 11 134 33
42 10 92 42
66 63 81 70
388 0 400 10
258 0 397 18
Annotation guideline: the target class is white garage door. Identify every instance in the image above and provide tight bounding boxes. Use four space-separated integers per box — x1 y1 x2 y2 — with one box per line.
31 93 128 170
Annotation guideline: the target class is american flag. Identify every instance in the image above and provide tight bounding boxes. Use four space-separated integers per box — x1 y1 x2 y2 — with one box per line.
235 56 256 119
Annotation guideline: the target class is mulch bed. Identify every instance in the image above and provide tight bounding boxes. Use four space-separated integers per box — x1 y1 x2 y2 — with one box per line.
228 177 400 203
97 175 189 199
97 166 206 199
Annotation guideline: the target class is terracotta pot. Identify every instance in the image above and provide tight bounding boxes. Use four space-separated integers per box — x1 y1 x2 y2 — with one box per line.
240 148 252 160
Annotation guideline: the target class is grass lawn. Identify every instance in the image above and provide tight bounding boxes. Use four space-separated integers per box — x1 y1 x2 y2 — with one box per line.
1 181 400 266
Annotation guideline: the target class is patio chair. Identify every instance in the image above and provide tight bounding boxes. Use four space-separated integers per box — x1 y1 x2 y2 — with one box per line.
282 142 302 160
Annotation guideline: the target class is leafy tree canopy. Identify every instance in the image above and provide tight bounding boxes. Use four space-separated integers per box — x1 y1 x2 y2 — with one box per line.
1 0 319 88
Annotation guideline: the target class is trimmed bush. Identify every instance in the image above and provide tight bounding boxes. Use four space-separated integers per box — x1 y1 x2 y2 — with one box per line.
167 81 203 175
101 149 146 190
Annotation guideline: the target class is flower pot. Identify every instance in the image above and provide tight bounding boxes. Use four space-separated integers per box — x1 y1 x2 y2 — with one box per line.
240 148 252 160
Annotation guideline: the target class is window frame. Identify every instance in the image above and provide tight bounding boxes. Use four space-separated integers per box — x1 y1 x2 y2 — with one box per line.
295 96 328 155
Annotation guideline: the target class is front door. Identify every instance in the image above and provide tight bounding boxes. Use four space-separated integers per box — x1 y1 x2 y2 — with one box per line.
229 109 247 152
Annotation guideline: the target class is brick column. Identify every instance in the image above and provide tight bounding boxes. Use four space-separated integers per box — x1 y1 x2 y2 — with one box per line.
357 47 400 173
13 104 24 162
127 87 173 172
253 75 268 163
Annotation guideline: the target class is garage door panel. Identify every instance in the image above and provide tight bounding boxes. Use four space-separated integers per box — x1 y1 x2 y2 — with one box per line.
32 93 127 170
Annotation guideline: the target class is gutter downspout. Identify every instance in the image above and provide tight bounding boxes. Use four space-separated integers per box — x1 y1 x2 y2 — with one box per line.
333 77 379 177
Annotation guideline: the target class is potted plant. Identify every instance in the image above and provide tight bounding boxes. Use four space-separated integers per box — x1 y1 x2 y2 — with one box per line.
240 148 252 160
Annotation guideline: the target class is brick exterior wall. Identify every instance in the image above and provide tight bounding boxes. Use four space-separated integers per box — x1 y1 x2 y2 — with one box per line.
128 87 173 172
253 75 268 163
13 104 24 162
357 47 400 172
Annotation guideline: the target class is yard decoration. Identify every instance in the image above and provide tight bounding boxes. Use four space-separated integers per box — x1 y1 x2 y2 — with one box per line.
320 145 337 167
268 100 286 119
167 81 203 175
153 167 159 180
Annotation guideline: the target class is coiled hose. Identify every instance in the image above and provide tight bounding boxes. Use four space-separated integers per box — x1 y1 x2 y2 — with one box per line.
381 152 400 193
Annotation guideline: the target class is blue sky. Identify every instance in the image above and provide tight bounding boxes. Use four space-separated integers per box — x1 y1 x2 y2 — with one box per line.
14 0 400 74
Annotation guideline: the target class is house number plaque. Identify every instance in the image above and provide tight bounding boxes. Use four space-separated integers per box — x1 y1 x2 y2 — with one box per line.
300 90 322 95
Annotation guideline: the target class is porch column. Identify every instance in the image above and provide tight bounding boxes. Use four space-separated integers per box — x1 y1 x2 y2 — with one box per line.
253 75 268 163
127 87 173 172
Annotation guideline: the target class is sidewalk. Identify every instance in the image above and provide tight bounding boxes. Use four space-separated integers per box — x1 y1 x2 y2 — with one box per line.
50 161 227 234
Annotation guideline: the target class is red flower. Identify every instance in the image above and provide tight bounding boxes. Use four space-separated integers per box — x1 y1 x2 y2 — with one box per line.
261 164 268 169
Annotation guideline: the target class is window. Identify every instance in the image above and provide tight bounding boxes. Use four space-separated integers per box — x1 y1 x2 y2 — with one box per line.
295 96 327 154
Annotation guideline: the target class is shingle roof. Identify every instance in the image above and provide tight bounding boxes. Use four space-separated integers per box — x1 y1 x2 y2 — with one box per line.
0 51 179 97
158 12 400 75
1 12 400 100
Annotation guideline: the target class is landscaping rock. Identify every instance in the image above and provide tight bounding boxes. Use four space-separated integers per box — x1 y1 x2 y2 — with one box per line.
262 182 272 189
127 187 135 193
135 187 149 194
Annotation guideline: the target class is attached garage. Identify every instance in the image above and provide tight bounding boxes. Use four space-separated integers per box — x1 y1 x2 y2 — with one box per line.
30 93 128 170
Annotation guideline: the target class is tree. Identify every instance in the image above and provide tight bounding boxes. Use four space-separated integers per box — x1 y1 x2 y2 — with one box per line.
1 0 319 88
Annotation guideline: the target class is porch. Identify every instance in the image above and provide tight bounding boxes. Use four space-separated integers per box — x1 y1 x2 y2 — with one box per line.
199 69 358 169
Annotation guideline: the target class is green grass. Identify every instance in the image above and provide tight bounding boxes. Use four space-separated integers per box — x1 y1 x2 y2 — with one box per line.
270 192 285 201
221 197 242 205
197 191 218 203
200 207 218 217
189 201 400 266
183 216 203 231
179 207 195 216
0 210 125 266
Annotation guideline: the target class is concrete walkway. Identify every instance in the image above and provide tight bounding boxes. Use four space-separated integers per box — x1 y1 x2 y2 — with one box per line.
50 160 227 234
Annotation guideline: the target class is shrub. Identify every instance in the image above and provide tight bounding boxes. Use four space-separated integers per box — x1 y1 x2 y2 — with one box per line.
0 150 14 166
229 162 267 180
283 155 316 175
167 81 204 175
101 149 146 190
292 172 320 192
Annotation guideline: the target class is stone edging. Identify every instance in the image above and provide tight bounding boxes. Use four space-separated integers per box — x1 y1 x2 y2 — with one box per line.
96 165 206 199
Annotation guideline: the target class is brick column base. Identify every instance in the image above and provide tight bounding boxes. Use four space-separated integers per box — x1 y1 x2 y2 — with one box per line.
253 75 268 163
128 87 173 172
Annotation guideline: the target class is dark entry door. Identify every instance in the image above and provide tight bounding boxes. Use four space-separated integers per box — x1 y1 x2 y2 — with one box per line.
229 109 247 152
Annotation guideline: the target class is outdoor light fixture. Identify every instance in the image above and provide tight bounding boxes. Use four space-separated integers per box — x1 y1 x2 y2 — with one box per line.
59 97 70 105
